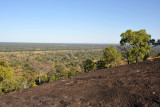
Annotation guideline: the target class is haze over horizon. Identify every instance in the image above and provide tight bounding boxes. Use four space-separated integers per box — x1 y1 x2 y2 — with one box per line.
0 0 160 43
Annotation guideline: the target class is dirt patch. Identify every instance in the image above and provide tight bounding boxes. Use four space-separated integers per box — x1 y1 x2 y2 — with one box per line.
0 58 160 107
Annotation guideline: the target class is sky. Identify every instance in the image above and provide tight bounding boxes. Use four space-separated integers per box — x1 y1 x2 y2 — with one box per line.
0 0 160 43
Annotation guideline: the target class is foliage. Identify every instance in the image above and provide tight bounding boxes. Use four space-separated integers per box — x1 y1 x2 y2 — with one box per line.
120 29 151 63
57 70 68 79
35 75 49 85
14 77 28 90
68 68 79 78
68 71 77 78
0 60 15 94
83 59 95 73
27 78 37 87
14 77 36 90
0 42 158 94
0 61 36 94
143 54 150 61
149 39 160 46
49 75 56 82
96 59 106 70
0 60 13 82
0 43 113 52
103 46 122 67
0 78 16 93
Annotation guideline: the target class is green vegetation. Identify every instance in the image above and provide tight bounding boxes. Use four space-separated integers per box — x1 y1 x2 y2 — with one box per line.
103 46 122 67
0 47 104 94
0 43 114 52
0 29 159 94
83 59 95 72
120 29 152 63
150 39 160 46
0 60 14 93
83 46 122 71
96 59 106 70
0 61 36 94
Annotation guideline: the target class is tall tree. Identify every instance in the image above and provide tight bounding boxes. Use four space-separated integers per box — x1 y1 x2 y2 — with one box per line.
120 29 151 63
103 46 121 67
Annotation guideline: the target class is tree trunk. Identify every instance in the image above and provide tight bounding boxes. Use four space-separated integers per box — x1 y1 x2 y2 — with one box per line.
39 75 41 85
136 56 138 63
127 52 130 64
127 60 130 64
114 60 117 66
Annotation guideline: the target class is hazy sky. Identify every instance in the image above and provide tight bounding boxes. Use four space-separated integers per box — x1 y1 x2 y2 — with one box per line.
0 0 160 43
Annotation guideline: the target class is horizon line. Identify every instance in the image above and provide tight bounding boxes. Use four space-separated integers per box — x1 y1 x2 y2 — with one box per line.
0 42 119 44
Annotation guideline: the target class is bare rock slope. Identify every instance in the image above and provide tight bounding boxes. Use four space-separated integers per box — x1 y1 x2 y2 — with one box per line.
0 58 160 107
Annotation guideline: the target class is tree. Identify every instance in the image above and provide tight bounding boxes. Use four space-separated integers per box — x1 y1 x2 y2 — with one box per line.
117 46 130 64
149 39 156 46
149 39 160 46
0 61 13 82
155 39 160 46
103 46 121 67
30 61 50 85
120 29 151 63
96 59 106 70
83 59 94 73
35 75 48 85
157 39 160 44
0 60 15 94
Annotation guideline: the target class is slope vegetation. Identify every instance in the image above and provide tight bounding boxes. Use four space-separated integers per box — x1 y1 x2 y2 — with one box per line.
0 58 160 107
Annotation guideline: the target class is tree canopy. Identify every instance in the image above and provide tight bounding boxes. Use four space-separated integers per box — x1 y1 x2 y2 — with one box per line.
0 60 15 94
96 60 106 70
83 59 95 73
103 46 121 67
149 39 160 46
120 29 151 63
0 60 13 82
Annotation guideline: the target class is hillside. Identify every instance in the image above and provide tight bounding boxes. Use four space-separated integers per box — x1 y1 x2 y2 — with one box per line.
0 58 160 107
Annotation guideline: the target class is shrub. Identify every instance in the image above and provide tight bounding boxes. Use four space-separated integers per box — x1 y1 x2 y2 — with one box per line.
83 59 95 73
96 60 106 70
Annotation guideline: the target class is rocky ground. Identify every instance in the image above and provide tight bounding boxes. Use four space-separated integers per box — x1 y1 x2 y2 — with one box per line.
0 58 160 107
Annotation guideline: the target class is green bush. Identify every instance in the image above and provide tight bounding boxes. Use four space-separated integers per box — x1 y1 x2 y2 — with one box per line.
0 60 15 94
49 75 56 82
0 78 16 94
68 70 77 78
96 60 106 70
14 77 28 90
103 46 122 67
83 59 95 73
